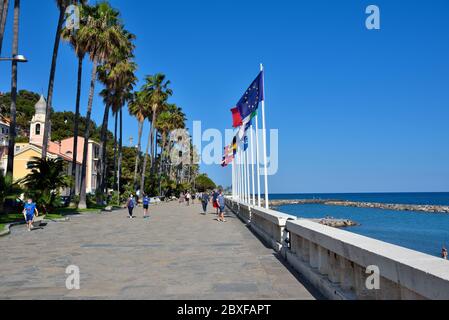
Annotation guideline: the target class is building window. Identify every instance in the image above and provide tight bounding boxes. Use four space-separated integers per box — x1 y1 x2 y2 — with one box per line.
36 124 41 135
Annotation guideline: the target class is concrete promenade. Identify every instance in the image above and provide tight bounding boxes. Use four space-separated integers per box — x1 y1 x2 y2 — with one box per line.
0 201 319 300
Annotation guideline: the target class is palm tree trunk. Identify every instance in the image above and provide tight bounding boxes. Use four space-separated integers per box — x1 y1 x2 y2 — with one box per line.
133 119 143 188
158 132 167 196
97 103 110 203
117 107 123 201
0 0 9 56
112 112 118 191
42 4 66 158
149 107 157 173
140 121 152 195
6 0 19 178
70 55 83 198
78 58 98 209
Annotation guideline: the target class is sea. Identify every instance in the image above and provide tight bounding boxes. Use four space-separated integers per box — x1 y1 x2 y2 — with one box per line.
271 193 449 257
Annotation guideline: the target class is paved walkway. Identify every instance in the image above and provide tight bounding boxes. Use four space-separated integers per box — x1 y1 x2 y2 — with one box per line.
0 201 319 300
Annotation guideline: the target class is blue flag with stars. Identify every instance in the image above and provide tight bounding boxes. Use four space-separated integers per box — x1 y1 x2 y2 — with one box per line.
236 71 264 123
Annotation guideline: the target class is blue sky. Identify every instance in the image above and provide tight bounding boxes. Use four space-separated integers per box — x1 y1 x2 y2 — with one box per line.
1 0 448 193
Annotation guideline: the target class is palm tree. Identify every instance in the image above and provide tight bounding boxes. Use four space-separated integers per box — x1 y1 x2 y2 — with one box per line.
6 0 20 178
155 104 186 194
20 157 69 214
139 109 152 195
61 2 89 197
98 57 136 201
76 2 128 209
0 173 22 213
141 74 173 183
128 91 150 188
0 0 10 56
42 0 75 158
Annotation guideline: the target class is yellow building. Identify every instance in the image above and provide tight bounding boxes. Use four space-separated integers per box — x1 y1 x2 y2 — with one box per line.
1 95 99 195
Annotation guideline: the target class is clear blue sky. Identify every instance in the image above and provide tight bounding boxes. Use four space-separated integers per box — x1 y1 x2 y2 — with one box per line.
1 0 448 193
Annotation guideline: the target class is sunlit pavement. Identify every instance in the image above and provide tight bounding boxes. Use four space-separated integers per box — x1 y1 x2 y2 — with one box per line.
0 202 318 300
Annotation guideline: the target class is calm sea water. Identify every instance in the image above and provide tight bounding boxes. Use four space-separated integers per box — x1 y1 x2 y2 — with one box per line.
273 193 449 257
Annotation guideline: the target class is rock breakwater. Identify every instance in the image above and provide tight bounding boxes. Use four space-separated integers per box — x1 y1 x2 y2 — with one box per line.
269 199 449 214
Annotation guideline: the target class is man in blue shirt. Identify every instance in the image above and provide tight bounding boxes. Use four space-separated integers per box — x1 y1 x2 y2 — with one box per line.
216 190 226 223
23 199 39 232
142 194 150 219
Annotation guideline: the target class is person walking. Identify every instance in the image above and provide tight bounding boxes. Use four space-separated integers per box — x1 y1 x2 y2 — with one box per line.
23 198 39 232
142 194 150 219
216 190 226 222
179 192 185 204
201 192 210 215
186 192 191 206
442 247 448 260
212 189 219 216
126 194 136 218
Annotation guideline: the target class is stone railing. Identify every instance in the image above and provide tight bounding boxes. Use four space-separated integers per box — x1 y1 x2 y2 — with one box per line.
250 207 296 252
225 198 449 300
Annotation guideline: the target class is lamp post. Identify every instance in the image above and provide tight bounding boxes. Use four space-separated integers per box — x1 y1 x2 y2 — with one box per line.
0 54 27 62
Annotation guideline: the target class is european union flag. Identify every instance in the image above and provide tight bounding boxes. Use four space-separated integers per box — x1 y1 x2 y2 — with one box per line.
236 71 264 122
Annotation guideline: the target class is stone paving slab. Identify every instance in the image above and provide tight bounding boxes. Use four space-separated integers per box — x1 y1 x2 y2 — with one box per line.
0 202 319 300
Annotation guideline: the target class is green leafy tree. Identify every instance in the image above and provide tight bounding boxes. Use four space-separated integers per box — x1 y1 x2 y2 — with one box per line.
195 174 216 192
0 173 22 213
20 157 70 214
77 1 129 209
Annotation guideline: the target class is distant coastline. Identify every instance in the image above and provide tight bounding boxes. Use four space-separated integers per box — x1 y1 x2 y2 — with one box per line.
269 199 449 214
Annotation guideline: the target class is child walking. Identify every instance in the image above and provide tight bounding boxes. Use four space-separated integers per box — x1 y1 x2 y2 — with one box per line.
23 198 39 232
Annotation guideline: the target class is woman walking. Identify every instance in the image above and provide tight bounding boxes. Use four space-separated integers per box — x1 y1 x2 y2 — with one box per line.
142 194 150 219
201 192 210 215
126 194 136 218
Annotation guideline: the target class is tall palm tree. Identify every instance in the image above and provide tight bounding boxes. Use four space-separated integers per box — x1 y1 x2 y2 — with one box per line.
128 91 150 188
6 0 20 178
98 57 136 201
141 74 173 178
42 0 74 158
155 104 186 194
0 0 10 56
61 2 89 196
97 33 135 173
76 2 128 209
139 107 153 195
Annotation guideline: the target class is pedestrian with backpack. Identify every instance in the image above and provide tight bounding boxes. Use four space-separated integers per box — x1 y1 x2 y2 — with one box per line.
143 194 150 219
201 192 210 215
126 194 136 219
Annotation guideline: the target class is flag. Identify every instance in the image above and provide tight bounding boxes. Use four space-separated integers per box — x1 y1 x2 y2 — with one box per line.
236 71 264 125
243 135 249 151
238 119 252 141
231 107 242 128
232 136 238 156
221 146 234 167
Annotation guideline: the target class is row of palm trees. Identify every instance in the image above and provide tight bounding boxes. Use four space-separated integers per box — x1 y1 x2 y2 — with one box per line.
0 1 188 208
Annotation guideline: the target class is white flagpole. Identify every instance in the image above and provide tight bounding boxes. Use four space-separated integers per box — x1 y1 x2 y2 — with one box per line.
231 160 235 199
260 63 269 209
250 125 256 206
237 150 241 200
245 143 251 206
242 147 247 204
239 148 242 202
255 115 261 207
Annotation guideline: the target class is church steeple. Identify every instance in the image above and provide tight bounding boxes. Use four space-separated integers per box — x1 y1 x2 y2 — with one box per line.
30 95 50 146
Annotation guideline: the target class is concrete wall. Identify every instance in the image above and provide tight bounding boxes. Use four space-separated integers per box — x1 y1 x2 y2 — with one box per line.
225 198 449 300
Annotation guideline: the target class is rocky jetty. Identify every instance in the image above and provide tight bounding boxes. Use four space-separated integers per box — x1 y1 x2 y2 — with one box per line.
309 218 359 228
268 199 449 214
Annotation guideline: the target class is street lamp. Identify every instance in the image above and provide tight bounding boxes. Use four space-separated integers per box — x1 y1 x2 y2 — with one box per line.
0 54 28 62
